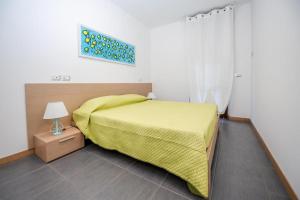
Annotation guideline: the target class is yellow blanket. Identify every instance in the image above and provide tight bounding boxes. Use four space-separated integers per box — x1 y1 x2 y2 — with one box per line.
73 94 218 198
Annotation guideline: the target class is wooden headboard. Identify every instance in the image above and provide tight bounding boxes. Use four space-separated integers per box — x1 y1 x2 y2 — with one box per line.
25 83 152 149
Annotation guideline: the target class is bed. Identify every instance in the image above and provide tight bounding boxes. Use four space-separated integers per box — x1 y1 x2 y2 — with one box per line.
73 94 218 198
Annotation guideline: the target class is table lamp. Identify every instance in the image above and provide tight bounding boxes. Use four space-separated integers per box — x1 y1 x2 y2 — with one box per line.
43 101 69 136
147 92 157 100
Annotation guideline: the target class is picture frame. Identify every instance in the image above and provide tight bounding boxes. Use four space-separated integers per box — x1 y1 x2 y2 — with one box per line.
78 25 136 66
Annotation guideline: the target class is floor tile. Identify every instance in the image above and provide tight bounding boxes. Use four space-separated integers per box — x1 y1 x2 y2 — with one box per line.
253 149 274 168
268 192 291 200
0 120 290 200
212 172 268 200
85 144 135 169
216 155 264 181
0 155 44 185
262 168 289 197
69 157 125 199
0 166 62 200
218 122 273 171
127 160 167 185
162 174 204 200
152 187 189 200
49 149 100 178
233 178 269 200
91 171 158 200
33 180 85 200
213 120 280 200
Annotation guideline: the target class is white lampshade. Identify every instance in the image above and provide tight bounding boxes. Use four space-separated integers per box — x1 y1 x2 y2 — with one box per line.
43 101 69 119
147 92 157 100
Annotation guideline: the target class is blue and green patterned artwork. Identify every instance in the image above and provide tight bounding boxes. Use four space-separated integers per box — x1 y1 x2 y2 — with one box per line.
79 25 135 65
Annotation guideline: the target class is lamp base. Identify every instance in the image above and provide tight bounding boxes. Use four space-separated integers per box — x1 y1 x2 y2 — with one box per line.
51 118 64 136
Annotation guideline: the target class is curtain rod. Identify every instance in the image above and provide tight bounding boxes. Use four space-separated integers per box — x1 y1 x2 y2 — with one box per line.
189 0 251 17
190 4 235 18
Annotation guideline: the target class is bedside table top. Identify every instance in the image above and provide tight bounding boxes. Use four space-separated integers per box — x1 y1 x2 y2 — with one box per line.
34 127 81 143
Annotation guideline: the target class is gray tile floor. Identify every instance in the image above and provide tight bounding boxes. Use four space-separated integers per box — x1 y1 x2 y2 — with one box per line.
0 120 290 200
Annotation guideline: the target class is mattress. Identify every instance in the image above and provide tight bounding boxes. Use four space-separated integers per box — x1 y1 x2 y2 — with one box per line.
73 94 218 198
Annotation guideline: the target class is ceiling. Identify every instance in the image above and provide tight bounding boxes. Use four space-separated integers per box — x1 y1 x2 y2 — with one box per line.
111 0 249 27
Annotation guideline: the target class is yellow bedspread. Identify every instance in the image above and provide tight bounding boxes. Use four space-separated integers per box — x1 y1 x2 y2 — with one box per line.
73 94 218 198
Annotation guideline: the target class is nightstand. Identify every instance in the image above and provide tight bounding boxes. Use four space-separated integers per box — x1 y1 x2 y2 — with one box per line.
34 127 84 162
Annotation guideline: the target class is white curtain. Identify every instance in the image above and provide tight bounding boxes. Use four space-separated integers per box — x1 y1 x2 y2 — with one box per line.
185 6 234 114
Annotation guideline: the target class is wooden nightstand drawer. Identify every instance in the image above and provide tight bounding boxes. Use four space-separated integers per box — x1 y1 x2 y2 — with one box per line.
34 127 84 162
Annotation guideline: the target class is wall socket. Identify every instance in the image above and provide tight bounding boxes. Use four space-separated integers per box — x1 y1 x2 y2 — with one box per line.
51 75 71 81
62 75 71 81
51 75 61 81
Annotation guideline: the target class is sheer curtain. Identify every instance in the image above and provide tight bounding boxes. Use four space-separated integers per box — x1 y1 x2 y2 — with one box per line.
185 6 234 114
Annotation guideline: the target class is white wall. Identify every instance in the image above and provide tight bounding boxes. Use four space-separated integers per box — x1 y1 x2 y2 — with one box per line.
150 2 253 117
252 0 300 196
0 0 150 158
150 21 189 102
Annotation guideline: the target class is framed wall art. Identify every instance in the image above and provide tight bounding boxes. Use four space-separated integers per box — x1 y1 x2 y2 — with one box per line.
79 25 135 66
